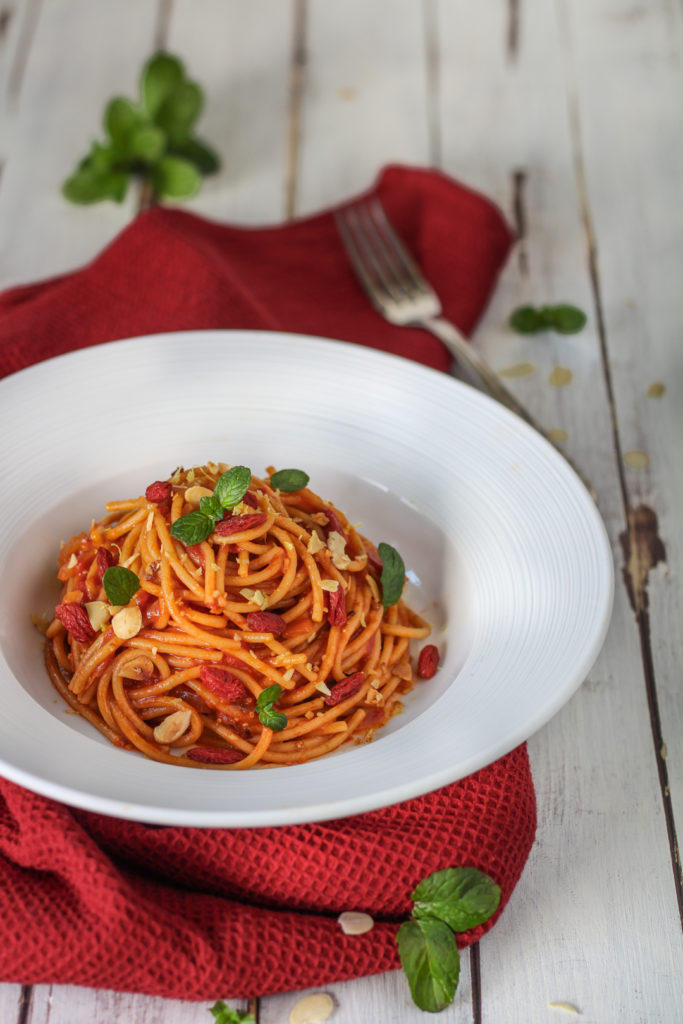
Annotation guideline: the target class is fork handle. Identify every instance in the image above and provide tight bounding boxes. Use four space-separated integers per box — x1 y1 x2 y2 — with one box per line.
421 316 544 432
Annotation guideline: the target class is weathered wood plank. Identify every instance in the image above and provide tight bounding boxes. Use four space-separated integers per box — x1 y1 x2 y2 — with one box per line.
0 0 158 289
434 0 683 1021
28 986 247 1023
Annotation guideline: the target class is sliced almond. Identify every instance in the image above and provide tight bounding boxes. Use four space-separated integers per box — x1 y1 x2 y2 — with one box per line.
153 709 192 745
337 910 374 935
307 531 326 555
365 687 384 706
66 552 78 569
111 605 142 640
288 992 335 1024
315 680 332 696
319 578 339 592
85 601 111 631
239 587 269 609
184 485 214 506
327 530 351 569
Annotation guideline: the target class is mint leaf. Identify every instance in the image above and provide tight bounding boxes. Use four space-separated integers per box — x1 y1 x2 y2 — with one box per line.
412 867 501 933
151 155 201 199
170 510 215 545
214 466 252 509
155 80 203 143
270 468 310 493
209 1001 256 1024
123 124 166 163
377 542 405 607
141 52 184 118
256 684 282 709
199 494 224 521
256 683 287 731
540 304 587 334
397 918 460 1013
62 166 128 204
509 303 587 335
102 566 140 606
170 136 220 174
104 97 144 143
257 705 287 731
509 305 544 334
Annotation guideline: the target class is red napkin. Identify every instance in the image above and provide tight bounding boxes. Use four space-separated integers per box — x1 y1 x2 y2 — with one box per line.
0 165 535 1000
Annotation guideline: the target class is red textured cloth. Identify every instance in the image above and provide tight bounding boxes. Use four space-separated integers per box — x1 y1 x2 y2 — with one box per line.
0 165 535 1000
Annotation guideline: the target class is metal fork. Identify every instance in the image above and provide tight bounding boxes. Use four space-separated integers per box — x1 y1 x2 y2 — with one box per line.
335 198 542 432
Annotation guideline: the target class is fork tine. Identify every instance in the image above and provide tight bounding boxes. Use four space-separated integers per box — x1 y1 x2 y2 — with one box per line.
339 206 405 305
334 209 388 313
367 198 435 300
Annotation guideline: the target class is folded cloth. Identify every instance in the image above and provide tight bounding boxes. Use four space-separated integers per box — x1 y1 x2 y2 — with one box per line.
0 165 535 1000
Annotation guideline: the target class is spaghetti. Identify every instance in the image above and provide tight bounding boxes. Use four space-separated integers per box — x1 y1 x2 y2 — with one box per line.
44 463 434 769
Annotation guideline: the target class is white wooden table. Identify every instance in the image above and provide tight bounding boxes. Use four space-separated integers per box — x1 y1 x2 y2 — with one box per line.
1 2 681 1021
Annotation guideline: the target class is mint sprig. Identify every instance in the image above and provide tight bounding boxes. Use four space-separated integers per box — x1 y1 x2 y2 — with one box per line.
102 566 140 606
256 684 287 731
509 304 587 335
209 1001 255 1024
377 542 405 608
170 466 252 546
63 51 219 205
397 867 501 1013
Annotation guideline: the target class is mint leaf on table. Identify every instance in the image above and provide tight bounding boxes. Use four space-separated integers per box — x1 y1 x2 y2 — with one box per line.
102 566 140 606
209 1001 256 1024
397 866 501 1012
397 918 460 1013
63 50 219 206
412 867 501 932
509 304 587 335
377 542 405 608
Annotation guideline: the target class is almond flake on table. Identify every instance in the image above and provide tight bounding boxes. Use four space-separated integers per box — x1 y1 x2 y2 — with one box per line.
288 992 335 1024
337 910 374 934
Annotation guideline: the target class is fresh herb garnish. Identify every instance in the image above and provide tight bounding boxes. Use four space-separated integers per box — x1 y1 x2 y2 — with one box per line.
102 565 140 606
170 466 252 546
209 1001 256 1024
397 867 501 1013
377 542 405 608
62 51 219 206
509 304 587 335
270 468 310 493
255 683 287 731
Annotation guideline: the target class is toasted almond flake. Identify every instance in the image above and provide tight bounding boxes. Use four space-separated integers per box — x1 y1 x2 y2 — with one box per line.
359 611 367 627
288 992 335 1024
315 681 332 696
320 578 340 592
548 1003 580 1015
211 562 221 572
282 668 294 682
327 530 351 569
393 656 412 682
283 540 294 552
365 688 384 706
111 605 142 640
337 911 374 935
85 601 111 631
239 587 269 609
231 500 251 516
187 468 195 483
153 709 192 745
152 646 158 656
121 554 138 569
184 484 213 505
307 531 326 555
67 553 78 569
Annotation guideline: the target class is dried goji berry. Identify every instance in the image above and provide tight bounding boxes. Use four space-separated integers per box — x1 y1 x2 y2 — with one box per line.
186 543 205 568
246 611 286 635
417 644 439 679
214 513 267 536
95 546 116 582
242 491 258 508
199 664 247 703
223 652 246 668
186 746 243 764
55 602 96 643
325 508 347 540
145 480 172 503
324 671 365 706
327 587 347 627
